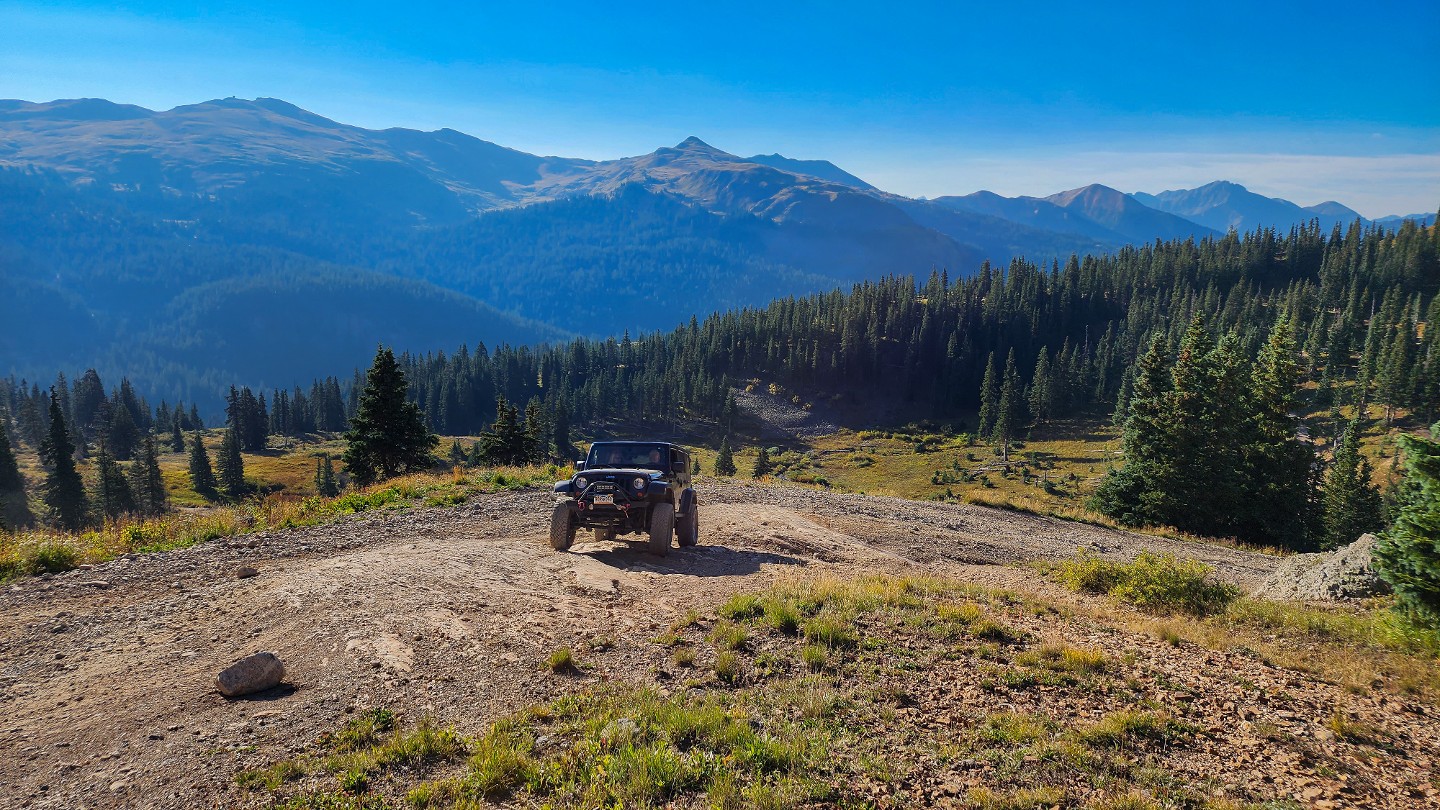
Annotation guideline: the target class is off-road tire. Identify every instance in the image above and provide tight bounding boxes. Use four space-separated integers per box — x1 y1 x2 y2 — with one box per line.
594 527 616 543
549 501 576 551
677 498 699 547
648 502 675 555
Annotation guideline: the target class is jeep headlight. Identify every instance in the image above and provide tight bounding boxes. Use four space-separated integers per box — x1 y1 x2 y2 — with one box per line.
633 477 646 490
575 476 588 489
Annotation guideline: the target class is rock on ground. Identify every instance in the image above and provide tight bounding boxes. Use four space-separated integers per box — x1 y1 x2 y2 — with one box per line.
1251 533 1391 602
215 652 285 697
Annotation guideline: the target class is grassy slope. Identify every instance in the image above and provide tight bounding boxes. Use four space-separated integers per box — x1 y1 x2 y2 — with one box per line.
234 572 1440 809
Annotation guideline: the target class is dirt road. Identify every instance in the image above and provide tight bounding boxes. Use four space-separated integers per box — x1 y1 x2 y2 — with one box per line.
0 482 1285 809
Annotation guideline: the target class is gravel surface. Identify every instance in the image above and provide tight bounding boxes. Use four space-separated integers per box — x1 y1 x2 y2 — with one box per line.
0 481 1326 808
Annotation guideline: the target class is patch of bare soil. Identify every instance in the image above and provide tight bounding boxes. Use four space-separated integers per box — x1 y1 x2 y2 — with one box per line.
0 483 1432 808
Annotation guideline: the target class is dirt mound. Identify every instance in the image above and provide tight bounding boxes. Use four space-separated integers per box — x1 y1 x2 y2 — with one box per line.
1252 533 1391 602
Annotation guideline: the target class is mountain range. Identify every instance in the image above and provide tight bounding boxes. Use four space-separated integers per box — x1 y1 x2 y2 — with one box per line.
0 96 1432 408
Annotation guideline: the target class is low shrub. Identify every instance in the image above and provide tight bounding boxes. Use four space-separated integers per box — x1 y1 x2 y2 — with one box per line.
1053 552 1238 616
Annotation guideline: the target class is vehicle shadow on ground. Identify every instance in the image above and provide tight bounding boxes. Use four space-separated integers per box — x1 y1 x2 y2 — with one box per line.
579 544 806 577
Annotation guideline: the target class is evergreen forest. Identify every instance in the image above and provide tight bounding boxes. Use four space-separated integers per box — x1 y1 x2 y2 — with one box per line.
3 217 1437 551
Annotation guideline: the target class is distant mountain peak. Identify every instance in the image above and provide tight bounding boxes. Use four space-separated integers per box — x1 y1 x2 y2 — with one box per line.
676 135 713 149
742 153 877 191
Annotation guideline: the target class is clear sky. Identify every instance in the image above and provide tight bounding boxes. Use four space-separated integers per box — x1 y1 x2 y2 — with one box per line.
2 0 1437 216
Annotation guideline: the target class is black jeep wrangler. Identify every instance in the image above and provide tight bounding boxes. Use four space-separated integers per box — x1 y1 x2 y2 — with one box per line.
550 441 699 555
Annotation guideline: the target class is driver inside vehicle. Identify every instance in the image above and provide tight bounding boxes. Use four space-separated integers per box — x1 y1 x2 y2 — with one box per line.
648 448 663 468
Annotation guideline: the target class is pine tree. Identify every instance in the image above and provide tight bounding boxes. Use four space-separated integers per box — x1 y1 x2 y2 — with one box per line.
1374 424 1440 628
188 432 217 498
753 446 772 478
720 392 738 431
0 423 21 494
1244 321 1320 549
342 347 438 485
1029 349 1052 423
107 398 139 461
977 352 999 438
552 403 571 458
169 416 186 453
1323 422 1383 549
1093 336 1174 528
991 350 1023 461
0 422 32 530
715 436 736 476
39 391 87 530
314 453 340 497
128 436 168 516
217 428 246 499
91 441 134 521
475 395 532 466
448 439 467 465
523 398 548 462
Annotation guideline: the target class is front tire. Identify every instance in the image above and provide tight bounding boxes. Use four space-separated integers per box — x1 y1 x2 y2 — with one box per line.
648 502 675 556
550 501 576 551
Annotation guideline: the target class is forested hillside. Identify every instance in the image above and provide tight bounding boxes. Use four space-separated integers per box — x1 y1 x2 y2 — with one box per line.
366 219 1436 436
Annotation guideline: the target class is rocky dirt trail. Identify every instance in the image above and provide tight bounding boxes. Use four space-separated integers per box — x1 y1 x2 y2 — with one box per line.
0 481 1350 808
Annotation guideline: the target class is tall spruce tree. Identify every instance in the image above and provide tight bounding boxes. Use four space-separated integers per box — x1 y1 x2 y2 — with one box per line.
217 428 246 498
992 349 1024 461
128 436 168 516
107 398 139 461
0 422 32 530
474 395 532 466
169 416 186 453
0 423 22 495
1093 336 1174 528
342 347 438 485
91 441 134 521
39 391 87 530
1323 422 1383 549
1374 424 1440 628
753 446 772 478
977 352 999 437
188 432 217 498
715 436 736 476
314 453 340 497
1029 349 1053 423
1243 321 1319 549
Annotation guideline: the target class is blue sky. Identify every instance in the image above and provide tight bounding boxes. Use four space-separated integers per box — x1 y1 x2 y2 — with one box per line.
2 1 1437 216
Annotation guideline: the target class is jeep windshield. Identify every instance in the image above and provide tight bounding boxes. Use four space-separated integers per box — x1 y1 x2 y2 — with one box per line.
587 443 668 471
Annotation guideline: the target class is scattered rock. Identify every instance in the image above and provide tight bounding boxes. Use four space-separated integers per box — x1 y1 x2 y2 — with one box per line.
234 566 259 579
1252 534 1391 602
214 652 285 698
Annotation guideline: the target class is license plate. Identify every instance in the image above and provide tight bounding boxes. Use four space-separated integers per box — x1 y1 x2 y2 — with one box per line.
593 495 614 505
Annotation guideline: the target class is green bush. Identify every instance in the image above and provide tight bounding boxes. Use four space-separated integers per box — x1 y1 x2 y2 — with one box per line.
1054 552 1238 616
1375 427 1440 629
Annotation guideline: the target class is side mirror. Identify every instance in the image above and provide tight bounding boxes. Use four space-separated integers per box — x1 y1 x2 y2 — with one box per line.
574 461 586 471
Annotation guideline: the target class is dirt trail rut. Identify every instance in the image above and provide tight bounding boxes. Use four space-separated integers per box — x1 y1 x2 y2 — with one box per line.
0 483 1282 809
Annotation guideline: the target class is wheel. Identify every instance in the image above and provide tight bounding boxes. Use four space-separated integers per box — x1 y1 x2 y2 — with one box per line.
677 498 699 547
648 502 675 555
549 501 576 551
594 527 616 543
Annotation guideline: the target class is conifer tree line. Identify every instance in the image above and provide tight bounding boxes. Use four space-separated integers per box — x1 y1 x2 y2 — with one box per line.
355 219 1434 451
1 218 1435 539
